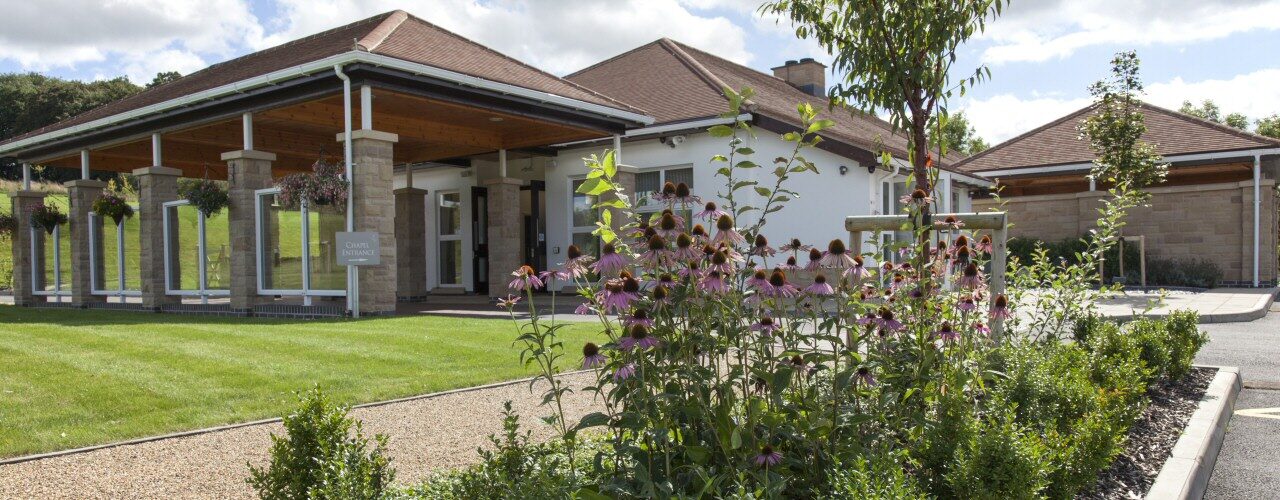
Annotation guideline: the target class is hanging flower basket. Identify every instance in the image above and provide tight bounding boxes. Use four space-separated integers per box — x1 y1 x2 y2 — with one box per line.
0 211 15 237
182 179 229 218
275 159 348 212
93 192 135 226
30 203 68 234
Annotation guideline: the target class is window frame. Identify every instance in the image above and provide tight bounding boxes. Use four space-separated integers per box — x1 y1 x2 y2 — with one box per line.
254 187 346 304
89 205 141 298
436 190 465 287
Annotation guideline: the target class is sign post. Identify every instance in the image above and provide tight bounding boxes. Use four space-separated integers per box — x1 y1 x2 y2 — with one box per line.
336 232 380 318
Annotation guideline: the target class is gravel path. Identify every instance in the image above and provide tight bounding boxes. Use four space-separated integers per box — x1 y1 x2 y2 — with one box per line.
0 371 602 499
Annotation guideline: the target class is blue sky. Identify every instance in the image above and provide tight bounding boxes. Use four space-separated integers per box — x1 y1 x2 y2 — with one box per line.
2 0 1278 143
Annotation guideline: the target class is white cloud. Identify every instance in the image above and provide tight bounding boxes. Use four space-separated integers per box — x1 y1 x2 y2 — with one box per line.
0 0 261 82
258 0 754 75
961 67 1280 144
980 0 1280 64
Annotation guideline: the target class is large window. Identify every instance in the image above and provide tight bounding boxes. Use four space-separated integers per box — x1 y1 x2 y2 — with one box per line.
89 207 141 298
255 188 346 303
438 191 463 286
163 200 230 301
570 178 599 258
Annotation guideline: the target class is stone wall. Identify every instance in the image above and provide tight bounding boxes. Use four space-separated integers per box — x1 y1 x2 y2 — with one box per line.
134 166 182 309
485 177 522 298
974 179 1278 284
9 191 45 305
223 150 276 311
65 179 107 307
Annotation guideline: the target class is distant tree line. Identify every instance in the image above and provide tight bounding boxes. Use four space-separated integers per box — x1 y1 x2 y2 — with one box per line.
0 71 179 184
1179 99 1280 139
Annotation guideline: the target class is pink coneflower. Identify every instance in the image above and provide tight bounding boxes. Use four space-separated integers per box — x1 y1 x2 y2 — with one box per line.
746 269 773 292
600 274 642 313
805 248 824 271
805 273 835 295
496 295 522 309
778 256 801 271
751 316 780 336
754 445 783 468
653 212 681 239
712 215 745 246
958 262 983 289
651 284 671 305
780 238 811 254
765 269 799 297
674 233 700 261
820 239 856 269
638 235 674 268
613 363 637 382
652 181 678 202
508 265 544 291
941 215 964 229
709 248 736 275
877 307 904 332
973 322 992 336
846 255 870 281
563 245 594 278
951 235 969 256
620 324 661 351
690 224 709 243
574 302 593 315
989 294 1013 320
857 312 877 326
899 188 933 206
673 182 700 205
622 308 654 328
975 234 993 253
695 201 727 221
890 273 907 291
699 270 729 294
582 342 607 369
592 243 629 275
953 246 972 268
856 366 876 387
749 234 776 257
957 295 977 312
679 261 704 281
935 322 960 342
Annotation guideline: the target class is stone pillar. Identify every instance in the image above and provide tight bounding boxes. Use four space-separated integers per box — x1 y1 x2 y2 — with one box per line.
485 177 522 298
9 191 45 306
394 187 428 300
134 166 182 309
340 130 399 314
223 150 276 312
65 179 107 307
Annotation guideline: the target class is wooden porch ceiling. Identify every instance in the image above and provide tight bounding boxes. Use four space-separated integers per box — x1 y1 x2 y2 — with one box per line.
39 88 608 179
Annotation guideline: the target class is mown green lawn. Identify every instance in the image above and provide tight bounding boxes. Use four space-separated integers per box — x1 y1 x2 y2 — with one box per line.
0 307 605 458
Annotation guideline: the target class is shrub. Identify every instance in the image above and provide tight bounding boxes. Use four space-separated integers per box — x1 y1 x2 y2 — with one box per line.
0 211 14 237
1162 310 1209 380
181 179 229 218
1008 237 1223 288
247 387 394 500
822 449 928 499
1080 311 1207 385
92 192 134 226
944 404 1052 500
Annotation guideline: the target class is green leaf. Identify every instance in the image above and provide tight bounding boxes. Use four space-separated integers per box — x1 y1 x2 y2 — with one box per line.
576 177 611 196
730 426 742 450
574 411 610 430
754 186 772 197
807 119 836 133
708 125 735 137
602 149 617 178
734 160 759 169
735 147 755 155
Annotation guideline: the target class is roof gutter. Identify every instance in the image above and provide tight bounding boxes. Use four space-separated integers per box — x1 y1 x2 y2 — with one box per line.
0 50 654 156
973 148 1280 178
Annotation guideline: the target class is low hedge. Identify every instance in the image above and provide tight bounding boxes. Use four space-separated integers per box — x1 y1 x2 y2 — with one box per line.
1008 236 1222 288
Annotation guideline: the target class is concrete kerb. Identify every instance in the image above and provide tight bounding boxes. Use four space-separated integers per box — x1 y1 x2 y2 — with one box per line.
0 369 591 467
1104 289 1276 325
1145 365 1242 500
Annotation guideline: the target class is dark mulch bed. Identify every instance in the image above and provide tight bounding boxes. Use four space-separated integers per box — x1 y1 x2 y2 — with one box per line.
1080 366 1216 499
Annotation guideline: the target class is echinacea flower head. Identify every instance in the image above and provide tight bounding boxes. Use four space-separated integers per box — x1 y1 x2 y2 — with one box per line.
653 181 677 202
952 235 970 253
973 322 992 336
856 366 876 386
941 215 964 229
766 269 799 297
508 265 544 291
496 295 522 309
820 239 856 269
695 201 727 221
805 273 835 295
857 312 877 326
699 270 729 294
747 269 772 292
805 248 824 271
619 324 661 351
751 316 780 336
656 212 682 238
539 268 570 284
574 302 593 315
712 214 745 246
749 234 776 257
958 262 983 289
936 322 960 342
674 182 699 204
780 238 811 253
622 308 655 328
754 445 783 467
990 294 1013 320
846 255 869 281
779 256 801 271
593 243 629 275
957 295 977 312
613 363 637 382
690 223 709 241
563 244 595 277
900 188 932 205
651 284 670 304
954 245 972 267
674 233 701 261
638 235 673 268
878 307 903 332
709 248 735 274
582 342 607 368
976 234 993 253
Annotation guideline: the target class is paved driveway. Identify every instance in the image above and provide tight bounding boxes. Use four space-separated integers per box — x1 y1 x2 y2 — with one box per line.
1200 305 1280 499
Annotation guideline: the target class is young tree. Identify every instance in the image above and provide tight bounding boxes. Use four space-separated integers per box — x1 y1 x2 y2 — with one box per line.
1255 114 1280 139
929 110 989 155
763 0 1004 214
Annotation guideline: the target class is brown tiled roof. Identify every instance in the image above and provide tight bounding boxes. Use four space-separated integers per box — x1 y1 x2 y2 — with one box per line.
954 101 1280 173
566 38 966 168
2 10 639 146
